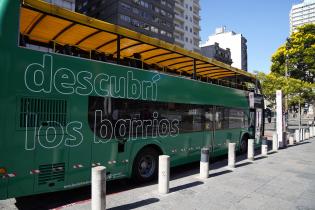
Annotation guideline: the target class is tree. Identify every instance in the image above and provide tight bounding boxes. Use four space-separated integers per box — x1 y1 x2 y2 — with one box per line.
257 72 315 107
271 24 315 83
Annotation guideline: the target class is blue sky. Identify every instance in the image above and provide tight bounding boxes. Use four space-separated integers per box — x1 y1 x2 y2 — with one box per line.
200 0 301 73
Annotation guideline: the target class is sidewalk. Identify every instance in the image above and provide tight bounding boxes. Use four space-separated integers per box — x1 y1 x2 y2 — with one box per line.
1 138 314 210
63 138 315 210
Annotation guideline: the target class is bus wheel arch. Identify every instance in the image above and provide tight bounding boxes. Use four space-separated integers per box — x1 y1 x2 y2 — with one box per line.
131 144 163 183
240 133 249 154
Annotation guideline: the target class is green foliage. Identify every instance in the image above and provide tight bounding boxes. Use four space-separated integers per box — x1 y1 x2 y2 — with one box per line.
257 72 315 107
271 24 315 82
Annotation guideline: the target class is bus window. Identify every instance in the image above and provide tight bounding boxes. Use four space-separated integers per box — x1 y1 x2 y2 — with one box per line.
215 107 229 130
204 107 214 130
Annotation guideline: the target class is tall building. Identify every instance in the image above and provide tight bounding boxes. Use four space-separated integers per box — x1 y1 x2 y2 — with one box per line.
201 27 248 71
290 0 315 33
75 0 175 43
201 43 232 65
174 0 201 53
44 0 75 10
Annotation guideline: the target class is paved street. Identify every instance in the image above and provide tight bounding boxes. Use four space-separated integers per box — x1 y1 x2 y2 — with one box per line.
2 136 314 210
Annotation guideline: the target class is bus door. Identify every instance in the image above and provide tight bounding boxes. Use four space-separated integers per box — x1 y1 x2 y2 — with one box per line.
249 108 262 143
204 106 215 156
89 97 128 180
255 108 263 143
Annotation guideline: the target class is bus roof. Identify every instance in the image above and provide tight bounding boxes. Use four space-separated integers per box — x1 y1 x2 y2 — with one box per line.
20 0 256 82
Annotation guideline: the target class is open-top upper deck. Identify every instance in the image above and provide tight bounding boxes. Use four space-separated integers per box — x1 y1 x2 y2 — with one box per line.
19 0 256 90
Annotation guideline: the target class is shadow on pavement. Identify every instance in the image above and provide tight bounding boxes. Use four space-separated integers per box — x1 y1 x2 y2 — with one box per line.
254 156 267 161
296 141 311 145
236 162 252 168
108 198 159 210
15 186 90 210
209 170 232 178
170 181 203 193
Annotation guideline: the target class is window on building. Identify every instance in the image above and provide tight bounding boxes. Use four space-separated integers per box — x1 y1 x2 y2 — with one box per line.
161 9 166 16
150 26 158 33
120 2 131 11
120 14 131 23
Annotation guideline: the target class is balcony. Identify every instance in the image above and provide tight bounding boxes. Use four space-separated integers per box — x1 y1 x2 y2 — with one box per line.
193 0 200 10
175 0 185 11
175 41 185 48
193 24 201 31
193 12 201 20
175 12 185 21
175 23 185 31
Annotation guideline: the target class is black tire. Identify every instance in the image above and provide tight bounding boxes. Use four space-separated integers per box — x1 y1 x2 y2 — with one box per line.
132 147 159 183
240 136 248 154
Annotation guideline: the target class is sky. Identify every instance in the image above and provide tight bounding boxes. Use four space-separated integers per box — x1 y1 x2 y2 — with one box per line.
199 0 301 73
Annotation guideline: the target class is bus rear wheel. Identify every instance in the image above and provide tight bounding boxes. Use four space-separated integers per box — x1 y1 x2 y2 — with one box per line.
240 136 248 154
132 147 159 183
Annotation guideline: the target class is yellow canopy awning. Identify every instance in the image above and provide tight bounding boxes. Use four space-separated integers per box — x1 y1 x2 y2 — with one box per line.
20 0 255 82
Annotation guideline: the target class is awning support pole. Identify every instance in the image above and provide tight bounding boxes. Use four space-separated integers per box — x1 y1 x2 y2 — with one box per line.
193 58 196 80
117 35 121 64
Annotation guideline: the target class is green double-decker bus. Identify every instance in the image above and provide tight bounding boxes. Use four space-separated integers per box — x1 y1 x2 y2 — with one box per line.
0 0 264 199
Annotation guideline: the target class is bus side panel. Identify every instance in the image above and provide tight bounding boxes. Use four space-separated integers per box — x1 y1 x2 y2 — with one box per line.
214 129 241 156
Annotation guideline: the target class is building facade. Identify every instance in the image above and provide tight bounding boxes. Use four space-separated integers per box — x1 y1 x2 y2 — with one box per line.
76 0 175 43
44 0 75 10
201 27 247 71
290 0 315 33
201 43 232 65
174 0 201 53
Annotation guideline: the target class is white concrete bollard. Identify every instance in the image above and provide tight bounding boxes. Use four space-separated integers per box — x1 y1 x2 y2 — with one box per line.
261 137 268 157
302 128 305 141
272 133 278 151
295 129 300 143
158 155 170 194
305 131 310 140
228 143 236 169
309 126 313 138
248 139 254 161
261 144 268 157
289 135 294 146
200 148 209 179
261 145 268 156
92 166 106 210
